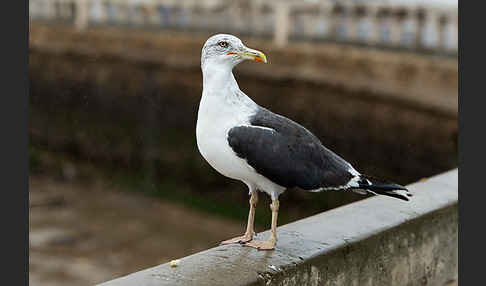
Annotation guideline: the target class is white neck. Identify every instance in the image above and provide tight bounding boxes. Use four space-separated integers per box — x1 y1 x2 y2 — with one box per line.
202 61 239 96
199 61 258 120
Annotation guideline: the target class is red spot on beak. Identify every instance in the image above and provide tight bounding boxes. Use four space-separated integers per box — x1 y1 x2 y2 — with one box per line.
227 52 236 55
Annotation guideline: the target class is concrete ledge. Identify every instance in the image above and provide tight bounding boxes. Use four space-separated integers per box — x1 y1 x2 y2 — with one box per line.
98 169 457 286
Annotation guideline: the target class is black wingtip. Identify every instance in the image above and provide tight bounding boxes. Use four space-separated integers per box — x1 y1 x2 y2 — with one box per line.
385 191 411 201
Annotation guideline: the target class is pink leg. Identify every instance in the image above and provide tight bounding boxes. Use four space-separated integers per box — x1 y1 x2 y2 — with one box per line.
220 191 258 245
244 199 279 250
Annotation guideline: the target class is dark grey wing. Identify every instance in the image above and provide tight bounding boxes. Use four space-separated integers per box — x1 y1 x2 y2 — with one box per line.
228 108 355 190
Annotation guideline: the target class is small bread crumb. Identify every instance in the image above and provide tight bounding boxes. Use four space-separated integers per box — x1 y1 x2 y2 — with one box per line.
170 259 181 267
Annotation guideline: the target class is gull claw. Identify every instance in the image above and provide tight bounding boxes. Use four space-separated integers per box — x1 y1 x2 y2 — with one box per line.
220 234 254 245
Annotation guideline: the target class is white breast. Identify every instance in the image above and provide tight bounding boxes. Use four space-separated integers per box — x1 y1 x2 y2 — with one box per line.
196 91 252 180
196 91 287 199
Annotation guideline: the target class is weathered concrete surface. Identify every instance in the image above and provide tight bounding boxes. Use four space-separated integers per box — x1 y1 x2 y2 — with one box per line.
98 169 458 286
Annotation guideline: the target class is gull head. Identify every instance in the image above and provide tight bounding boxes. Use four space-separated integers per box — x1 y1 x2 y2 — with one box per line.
201 34 267 69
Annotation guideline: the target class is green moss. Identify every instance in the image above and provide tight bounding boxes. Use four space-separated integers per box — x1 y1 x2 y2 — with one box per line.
29 146 273 226
107 167 272 226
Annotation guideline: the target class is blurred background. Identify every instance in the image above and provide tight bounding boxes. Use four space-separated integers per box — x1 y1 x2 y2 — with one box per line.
28 0 458 285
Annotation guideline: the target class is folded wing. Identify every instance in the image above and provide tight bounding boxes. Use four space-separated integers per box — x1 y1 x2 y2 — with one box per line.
227 108 356 190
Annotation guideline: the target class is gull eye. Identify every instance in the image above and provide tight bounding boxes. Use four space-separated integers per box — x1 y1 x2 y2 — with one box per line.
218 41 229 48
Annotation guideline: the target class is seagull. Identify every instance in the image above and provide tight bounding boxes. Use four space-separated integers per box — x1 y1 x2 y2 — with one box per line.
196 34 412 250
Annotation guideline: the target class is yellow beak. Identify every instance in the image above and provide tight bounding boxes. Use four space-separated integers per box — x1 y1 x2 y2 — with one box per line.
228 48 267 63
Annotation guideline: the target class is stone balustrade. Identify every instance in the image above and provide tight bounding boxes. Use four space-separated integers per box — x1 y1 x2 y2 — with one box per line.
29 0 457 53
